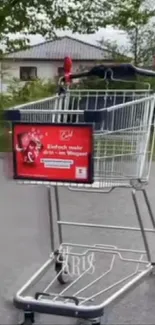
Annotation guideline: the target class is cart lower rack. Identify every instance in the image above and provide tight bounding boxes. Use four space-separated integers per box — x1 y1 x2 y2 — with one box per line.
11 183 155 325
4 63 155 325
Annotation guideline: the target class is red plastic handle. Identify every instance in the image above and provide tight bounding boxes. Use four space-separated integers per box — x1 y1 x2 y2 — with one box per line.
64 56 73 83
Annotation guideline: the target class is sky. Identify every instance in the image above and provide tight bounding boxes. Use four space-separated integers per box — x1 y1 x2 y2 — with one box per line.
28 27 128 48
27 0 155 49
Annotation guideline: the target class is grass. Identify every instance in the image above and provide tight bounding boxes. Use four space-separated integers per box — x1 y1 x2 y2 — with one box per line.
94 138 136 157
1 129 155 162
94 132 155 159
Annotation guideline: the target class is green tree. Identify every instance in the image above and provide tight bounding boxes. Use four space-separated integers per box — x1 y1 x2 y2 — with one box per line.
1 0 155 57
97 35 155 91
110 0 155 66
127 22 155 66
98 37 131 62
0 0 114 52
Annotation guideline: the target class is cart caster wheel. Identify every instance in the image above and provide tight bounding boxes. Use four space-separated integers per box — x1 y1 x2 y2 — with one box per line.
77 318 102 325
90 320 100 325
57 267 71 284
20 312 35 325
20 320 33 325
54 250 71 284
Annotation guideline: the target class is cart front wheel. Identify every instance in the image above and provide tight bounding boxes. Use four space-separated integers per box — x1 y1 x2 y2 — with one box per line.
55 250 71 284
20 319 33 325
56 263 71 284
77 318 102 325
19 311 34 325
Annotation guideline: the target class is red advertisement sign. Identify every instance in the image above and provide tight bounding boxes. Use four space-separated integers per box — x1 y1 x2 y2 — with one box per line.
12 123 94 183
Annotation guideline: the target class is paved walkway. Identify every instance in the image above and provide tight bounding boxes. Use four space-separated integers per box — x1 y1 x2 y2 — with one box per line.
0 159 155 324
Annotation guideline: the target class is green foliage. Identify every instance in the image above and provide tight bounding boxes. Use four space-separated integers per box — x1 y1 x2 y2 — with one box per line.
74 75 153 91
0 78 57 152
0 0 114 52
108 0 155 66
1 0 154 55
0 78 57 109
110 0 155 29
127 23 155 66
0 0 154 58
98 37 131 63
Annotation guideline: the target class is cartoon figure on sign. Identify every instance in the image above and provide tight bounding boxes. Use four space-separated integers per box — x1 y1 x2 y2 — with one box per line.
23 140 37 164
16 132 43 166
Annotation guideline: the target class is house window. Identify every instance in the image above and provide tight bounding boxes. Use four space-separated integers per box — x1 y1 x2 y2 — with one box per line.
20 66 37 81
57 67 64 77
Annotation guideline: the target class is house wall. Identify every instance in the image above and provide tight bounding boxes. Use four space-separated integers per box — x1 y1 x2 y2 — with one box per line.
0 59 97 90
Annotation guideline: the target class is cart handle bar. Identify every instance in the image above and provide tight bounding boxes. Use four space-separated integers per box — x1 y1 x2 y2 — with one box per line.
61 63 155 82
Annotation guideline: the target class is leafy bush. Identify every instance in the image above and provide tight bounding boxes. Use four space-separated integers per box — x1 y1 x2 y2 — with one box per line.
75 75 155 91
1 78 57 109
0 78 57 152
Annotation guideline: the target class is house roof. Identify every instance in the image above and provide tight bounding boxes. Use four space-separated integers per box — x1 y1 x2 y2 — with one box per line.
5 36 113 61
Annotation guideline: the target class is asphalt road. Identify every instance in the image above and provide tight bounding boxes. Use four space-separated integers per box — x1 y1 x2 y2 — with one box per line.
1 158 155 324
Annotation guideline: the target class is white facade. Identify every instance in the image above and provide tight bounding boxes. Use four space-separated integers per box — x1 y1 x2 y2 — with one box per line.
0 59 96 92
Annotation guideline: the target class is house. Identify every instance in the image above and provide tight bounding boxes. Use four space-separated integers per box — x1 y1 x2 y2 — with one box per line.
1 36 116 87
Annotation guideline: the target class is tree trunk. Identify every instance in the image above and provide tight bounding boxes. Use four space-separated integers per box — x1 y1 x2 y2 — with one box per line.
134 26 138 65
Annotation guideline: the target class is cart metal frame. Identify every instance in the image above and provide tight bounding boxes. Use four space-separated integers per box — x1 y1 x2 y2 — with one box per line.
5 63 155 325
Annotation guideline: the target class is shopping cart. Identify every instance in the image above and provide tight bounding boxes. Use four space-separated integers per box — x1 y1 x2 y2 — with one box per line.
4 63 155 325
